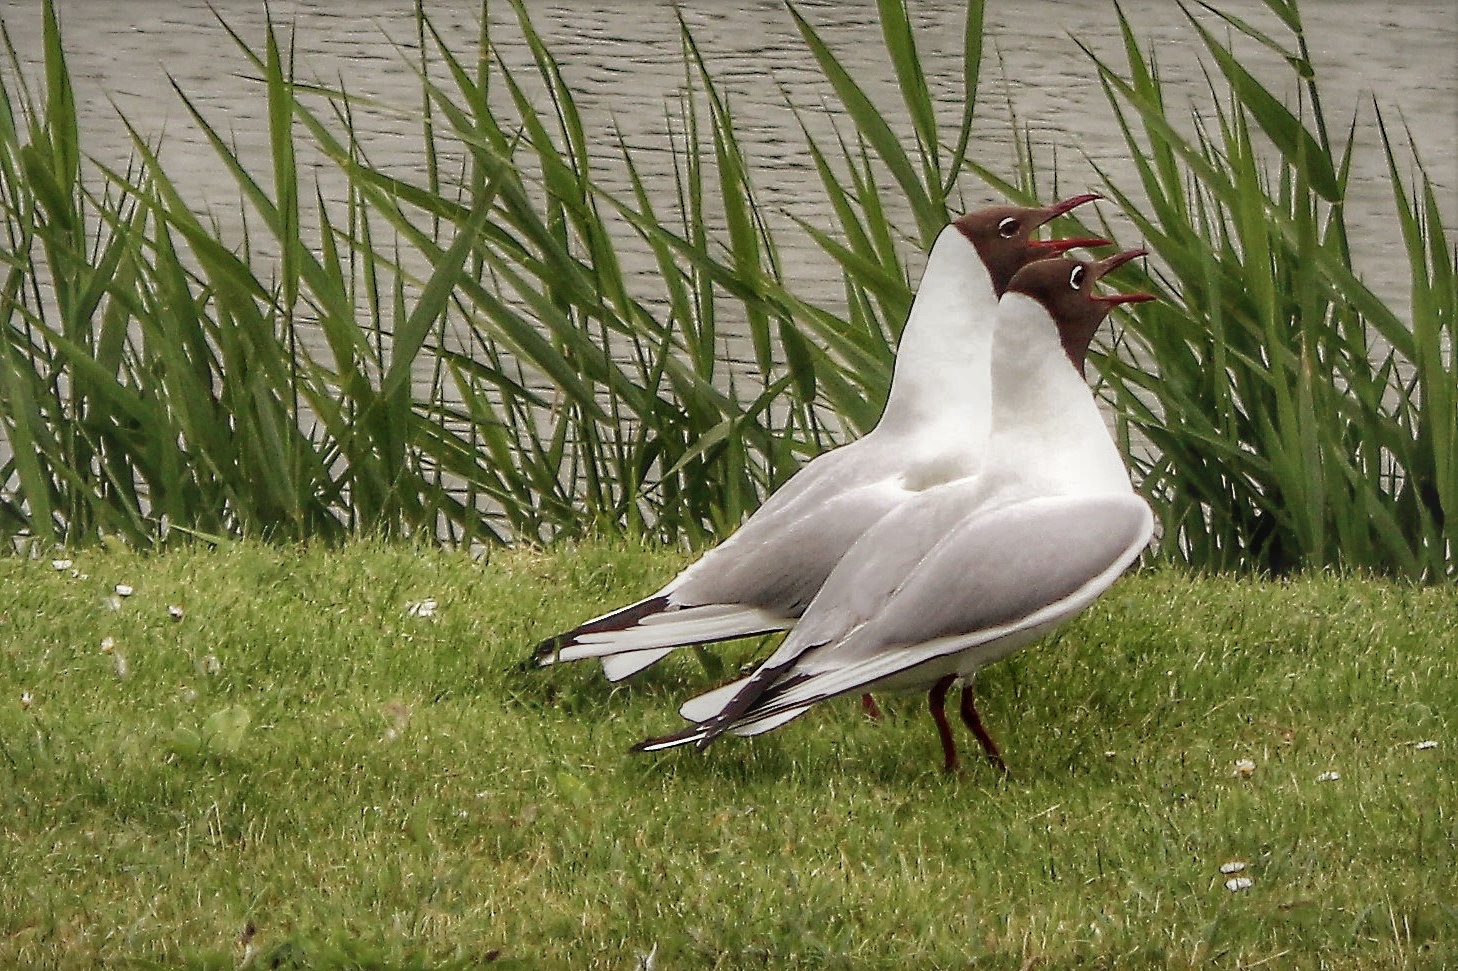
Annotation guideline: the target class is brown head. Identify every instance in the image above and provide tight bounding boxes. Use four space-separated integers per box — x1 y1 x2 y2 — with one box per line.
952 193 1111 296
1003 248 1155 375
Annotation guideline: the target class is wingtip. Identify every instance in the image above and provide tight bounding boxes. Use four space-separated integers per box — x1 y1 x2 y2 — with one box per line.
527 594 678 670
525 633 568 669
631 726 708 753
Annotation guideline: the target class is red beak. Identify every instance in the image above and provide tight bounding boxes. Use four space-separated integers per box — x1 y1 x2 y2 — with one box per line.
1092 248 1148 278
1090 248 1153 306
1037 192 1103 223
1027 194 1104 260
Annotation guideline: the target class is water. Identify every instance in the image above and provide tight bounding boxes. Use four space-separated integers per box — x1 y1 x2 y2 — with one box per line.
1 0 1452 310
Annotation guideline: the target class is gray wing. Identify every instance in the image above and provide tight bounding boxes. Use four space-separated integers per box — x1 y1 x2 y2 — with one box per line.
668 440 909 615
746 492 1154 713
778 475 996 651
674 477 992 726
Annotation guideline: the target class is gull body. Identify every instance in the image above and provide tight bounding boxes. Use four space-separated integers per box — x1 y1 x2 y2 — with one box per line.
639 253 1155 771
531 197 1107 681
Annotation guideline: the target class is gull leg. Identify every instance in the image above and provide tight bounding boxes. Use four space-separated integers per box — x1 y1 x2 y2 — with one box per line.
928 675 961 774
959 682 1008 774
860 693 883 721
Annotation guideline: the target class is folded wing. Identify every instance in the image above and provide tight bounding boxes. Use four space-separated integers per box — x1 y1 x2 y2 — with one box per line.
650 491 1151 748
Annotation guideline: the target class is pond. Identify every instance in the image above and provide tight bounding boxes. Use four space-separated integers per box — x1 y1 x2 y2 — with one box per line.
2 0 1452 317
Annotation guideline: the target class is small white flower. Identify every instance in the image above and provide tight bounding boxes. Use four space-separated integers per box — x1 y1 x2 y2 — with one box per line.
114 584 133 598
20 690 33 709
168 605 185 621
1317 770 1341 782
1225 876 1254 892
52 559 72 571
100 636 115 654
1415 740 1438 751
1232 758 1257 778
198 654 222 677
406 598 438 618
1220 861 1247 874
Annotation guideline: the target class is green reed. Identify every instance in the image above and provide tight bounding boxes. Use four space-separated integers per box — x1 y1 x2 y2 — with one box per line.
1078 0 1455 578
0 0 1451 578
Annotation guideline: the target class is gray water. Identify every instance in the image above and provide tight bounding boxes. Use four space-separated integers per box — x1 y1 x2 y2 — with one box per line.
1 0 1453 310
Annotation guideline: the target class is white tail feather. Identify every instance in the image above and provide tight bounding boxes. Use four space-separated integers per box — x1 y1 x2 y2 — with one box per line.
554 604 788 663
635 729 708 753
730 706 810 736
601 649 672 682
678 677 753 722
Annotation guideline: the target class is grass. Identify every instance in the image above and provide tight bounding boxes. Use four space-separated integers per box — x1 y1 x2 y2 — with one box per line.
2 541 1454 968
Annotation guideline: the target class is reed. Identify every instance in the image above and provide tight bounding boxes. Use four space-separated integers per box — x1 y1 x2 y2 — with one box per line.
0 0 1451 578
1079 0 1456 579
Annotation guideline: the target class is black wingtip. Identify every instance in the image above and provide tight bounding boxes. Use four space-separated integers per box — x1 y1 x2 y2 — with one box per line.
525 595 676 670
526 633 566 668
630 724 706 754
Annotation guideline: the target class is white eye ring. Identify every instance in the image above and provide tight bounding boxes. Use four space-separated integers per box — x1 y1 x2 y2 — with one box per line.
1069 265 1086 290
997 217 1019 238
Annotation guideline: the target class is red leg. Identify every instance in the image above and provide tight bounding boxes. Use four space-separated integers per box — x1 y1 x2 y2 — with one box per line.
860 693 883 720
959 682 1008 774
928 674 960 774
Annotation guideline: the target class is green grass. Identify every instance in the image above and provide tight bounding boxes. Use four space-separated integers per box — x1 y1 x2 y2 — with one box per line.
2 542 1454 968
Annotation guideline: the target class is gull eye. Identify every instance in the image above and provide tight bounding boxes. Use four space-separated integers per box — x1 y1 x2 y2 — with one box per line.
997 217 1019 238
1069 265 1086 290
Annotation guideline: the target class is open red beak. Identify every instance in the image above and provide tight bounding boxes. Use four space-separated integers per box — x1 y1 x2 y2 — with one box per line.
1027 193 1105 257
1090 248 1153 306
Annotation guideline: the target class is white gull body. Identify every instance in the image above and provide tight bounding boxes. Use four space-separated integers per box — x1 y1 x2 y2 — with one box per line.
531 198 1105 681
642 256 1154 758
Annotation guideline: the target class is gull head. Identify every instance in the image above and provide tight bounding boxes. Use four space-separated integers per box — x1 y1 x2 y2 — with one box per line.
1004 248 1154 374
953 193 1110 297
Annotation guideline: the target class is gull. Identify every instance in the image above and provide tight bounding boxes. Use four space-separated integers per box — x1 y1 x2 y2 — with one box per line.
636 251 1155 772
530 196 1109 681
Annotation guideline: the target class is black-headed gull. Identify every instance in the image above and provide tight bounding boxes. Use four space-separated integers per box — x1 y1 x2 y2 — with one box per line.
531 196 1108 682
635 251 1155 772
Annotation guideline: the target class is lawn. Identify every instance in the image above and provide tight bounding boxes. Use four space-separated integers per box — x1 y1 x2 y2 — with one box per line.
1 541 1454 968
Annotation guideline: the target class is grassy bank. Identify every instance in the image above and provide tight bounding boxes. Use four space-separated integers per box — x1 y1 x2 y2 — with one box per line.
2 541 1454 968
